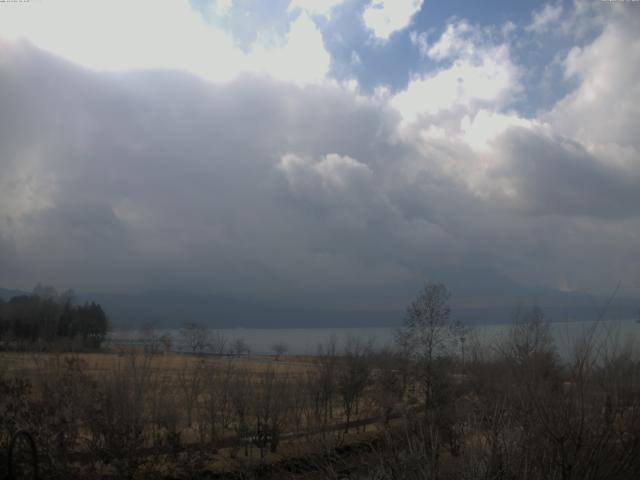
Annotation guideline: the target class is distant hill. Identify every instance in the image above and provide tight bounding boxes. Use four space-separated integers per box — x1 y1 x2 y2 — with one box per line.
74 290 398 330
65 289 640 329
0 287 31 301
2 281 638 330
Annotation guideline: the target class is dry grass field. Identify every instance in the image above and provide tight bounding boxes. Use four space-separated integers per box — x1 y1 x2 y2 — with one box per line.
3 313 640 479
0 346 395 478
0 350 313 380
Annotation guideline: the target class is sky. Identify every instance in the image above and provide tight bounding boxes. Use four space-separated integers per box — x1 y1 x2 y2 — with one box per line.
0 0 639 308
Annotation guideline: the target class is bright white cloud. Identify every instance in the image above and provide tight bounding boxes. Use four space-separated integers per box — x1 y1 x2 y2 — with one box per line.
288 0 344 18
426 21 475 60
0 0 331 85
363 0 424 41
527 3 563 34
460 110 536 151
549 11 640 152
390 20 522 126
250 13 331 85
0 0 242 80
391 45 519 123
409 30 429 56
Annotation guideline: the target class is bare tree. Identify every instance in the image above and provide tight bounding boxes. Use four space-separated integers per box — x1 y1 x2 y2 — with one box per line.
138 321 161 354
393 282 462 478
251 368 292 456
337 337 372 432
231 337 250 356
84 349 156 476
200 360 235 446
180 321 210 355
229 368 252 457
397 282 459 409
371 348 404 425
177 357 204 427
271 342 288 360
316 337 338 425
159 333 173 354
208 330 227 355
500 303 556 370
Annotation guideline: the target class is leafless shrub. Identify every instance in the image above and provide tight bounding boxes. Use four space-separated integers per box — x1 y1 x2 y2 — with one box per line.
337 337 372 432
251 368 293 456
176 356 204 428
82 349 156 477
229 366 252 458
199 359 235 446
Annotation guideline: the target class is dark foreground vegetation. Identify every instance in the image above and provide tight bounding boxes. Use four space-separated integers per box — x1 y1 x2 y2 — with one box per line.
0 285 109 350
1 283 640 479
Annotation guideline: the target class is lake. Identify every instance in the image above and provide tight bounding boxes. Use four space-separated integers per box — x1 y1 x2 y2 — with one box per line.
108 318 640 358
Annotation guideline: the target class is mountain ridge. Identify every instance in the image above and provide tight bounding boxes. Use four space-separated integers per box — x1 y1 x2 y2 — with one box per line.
2 283 638 330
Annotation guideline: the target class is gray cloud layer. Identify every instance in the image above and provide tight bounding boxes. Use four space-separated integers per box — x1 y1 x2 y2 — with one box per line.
1 8 640 306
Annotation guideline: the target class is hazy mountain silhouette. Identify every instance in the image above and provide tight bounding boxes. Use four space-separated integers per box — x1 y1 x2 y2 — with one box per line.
2 270 637 330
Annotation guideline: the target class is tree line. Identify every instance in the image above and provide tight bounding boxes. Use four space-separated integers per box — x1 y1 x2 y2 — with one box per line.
0 284 109 349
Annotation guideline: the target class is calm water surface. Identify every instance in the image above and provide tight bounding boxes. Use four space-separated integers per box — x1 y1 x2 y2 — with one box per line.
109 319 640 357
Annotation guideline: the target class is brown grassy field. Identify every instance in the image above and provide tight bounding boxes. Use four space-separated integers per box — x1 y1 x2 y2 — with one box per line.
1 347 393 478
0 350 313 379
3 315 640 480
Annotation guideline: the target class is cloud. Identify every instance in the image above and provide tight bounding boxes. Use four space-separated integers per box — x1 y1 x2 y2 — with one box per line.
0 45 417 297
363 0 424 41
409 30 429 56
209 0 233 17
491 127 640 218
426 20 476 60
548 10 640 151
389 11 640 218
381 10 640 294
526 3 563 34
351 50 362 66
0 3 639 303
250 12 331 85
391 22 520 123
0 0 331 85
0 0 240 80
278 153 374 202
288 0 344 18
460 110 534 152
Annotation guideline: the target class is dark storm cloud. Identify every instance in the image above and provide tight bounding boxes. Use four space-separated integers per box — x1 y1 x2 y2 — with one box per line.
0 43 422 298
493 127 640 219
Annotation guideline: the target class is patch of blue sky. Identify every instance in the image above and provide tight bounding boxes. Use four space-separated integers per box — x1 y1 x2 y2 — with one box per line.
188 0 603 118
323 1 554 91
190 0 293 48
325 1 602 117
